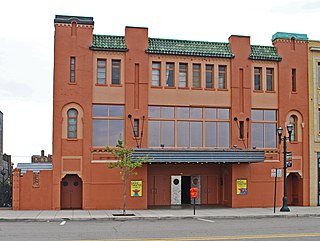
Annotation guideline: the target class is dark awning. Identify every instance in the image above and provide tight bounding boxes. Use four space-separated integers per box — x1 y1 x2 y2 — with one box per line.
132 149 264 164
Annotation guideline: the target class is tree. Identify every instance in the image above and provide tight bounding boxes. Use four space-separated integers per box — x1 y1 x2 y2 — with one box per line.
106 138 149 215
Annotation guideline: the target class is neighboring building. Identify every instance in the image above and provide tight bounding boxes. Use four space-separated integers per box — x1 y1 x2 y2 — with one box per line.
31 150 52 163
12 15 311 210
308 40 320 206
0 111 3 157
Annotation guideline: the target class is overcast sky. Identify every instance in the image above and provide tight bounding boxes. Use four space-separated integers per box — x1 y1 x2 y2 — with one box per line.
1 0 319 165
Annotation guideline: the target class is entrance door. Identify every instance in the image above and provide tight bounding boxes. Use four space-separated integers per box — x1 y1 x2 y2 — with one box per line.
181 176 191 204
61 174 82 209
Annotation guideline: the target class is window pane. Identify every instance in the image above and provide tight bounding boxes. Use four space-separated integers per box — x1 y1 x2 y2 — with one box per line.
217 122 229 147
161 107 174 118
218 66 226 89
190 108 202 119
264 110 276 121
252 110 263 121
148 106 160 118
148 121 160 147
166 63 174 87
205 108 216 119
217 109 229 120
254 67 261 90
109 105 124 117
252 123 264 148
205 122 217 147
177 107 189 119
109 120 124 146
93 105 108 117
152 62 161 86
112 60 121 84
266 68 273 91
179 63 187 87
265 123 276 148
92 119 108 146
206 64 213 88
162 121 174 147
191 122 202 147
193 64 201 88
178 121 189 147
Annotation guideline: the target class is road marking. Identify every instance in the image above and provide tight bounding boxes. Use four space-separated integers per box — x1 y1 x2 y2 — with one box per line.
77 233 320 241
196 218 215 223
60 221 66 226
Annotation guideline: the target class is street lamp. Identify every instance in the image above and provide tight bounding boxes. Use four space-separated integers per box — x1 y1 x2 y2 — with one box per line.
277 124 293 212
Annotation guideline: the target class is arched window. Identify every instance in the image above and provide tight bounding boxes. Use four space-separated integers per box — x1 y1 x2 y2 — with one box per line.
289 115 297 141
68 109 78 138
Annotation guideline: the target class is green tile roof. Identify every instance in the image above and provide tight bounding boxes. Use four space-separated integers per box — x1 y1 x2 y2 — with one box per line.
90 35 127 51
147 38 234 58
249 45 282 61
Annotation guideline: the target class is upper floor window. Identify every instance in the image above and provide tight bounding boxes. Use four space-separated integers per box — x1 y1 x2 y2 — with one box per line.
179 63 188 87
218 65 227 89
289 115 297 141
97 59 106 84
67 109 78 138
112 60 121 84
205 64 214 89
266 68 274 91
193 64 201 88
70 57 75 83
292 68 296 92
254 67 262 91
318 63 320 89
152 62 161 86
251 109 277 148
166 63 174 87
92 105 124 146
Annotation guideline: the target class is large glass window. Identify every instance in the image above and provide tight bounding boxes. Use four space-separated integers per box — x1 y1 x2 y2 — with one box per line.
166 63 174 87
67 109 78 138
218 65 227 89
148 106 230 148
179 63 188 87
152 62 161 86
92 105 124 146
112 60 121 84
97 59 106 84
251 109 277 148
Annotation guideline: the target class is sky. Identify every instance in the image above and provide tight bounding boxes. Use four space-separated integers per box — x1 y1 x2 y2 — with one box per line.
1 0 320 165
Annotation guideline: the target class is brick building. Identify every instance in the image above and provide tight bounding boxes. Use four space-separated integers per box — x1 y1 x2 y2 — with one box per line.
12 15 310 210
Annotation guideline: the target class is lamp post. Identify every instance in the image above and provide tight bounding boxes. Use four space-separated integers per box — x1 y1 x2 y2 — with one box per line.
277 124 293 212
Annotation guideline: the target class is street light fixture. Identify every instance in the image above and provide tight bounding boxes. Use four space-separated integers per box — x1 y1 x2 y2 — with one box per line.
277 124 293 212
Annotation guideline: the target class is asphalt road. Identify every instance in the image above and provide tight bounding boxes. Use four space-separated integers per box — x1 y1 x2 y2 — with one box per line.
1 216 320 241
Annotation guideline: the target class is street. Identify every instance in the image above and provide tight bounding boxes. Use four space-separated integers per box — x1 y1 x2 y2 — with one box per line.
1 216 320 241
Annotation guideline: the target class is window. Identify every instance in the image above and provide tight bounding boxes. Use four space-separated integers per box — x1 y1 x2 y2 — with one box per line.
179 63 188 87
254 67 262 91
193 64 201 88
148 106 230 148
318 62 320 89
289 115 297 141
152 62 161 86
92 105 124 146
67 109 78 138
218 65 227 89
112 60 121 84
97 59 106 84
251 109 277 148
166 63 174 87
266 68 274 91
70 57 75 83
134 119 139 137
292 68 296 92
205 64 214 88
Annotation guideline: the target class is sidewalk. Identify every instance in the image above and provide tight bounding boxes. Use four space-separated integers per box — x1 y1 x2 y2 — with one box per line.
1 206 320 221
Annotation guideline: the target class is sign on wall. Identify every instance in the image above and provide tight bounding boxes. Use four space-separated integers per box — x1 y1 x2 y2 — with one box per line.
236 179 247 195
131 180 142 197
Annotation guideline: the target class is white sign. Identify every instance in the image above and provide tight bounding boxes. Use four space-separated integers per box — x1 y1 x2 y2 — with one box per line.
271 169 282 177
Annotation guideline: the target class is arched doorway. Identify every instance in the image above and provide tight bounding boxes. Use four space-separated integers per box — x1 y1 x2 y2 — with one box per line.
287 173 302 206
61 174 82 209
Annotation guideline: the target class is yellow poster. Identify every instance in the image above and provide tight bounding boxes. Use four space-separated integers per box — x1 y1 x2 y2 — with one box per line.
131 180 142 197
236 179 247 195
